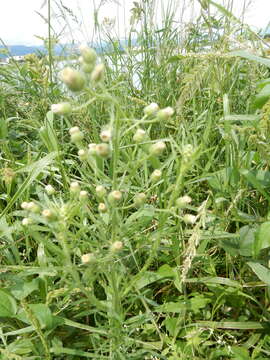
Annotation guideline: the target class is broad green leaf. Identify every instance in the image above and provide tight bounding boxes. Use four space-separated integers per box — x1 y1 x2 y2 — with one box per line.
255 222 270 256
17 303 53 329
135 271 164 290
231 50 270 68
253 84 270 109
240 169 270 202
239 226 256 257
157 264 176 278
0 290 17 317
10 279 39 300
247 262 270 286
155 295 210 314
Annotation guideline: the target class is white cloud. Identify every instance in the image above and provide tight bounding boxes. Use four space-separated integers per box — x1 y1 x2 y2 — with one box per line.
0 0 269 45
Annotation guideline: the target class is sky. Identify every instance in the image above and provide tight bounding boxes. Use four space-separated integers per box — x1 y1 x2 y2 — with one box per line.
0 0 270 46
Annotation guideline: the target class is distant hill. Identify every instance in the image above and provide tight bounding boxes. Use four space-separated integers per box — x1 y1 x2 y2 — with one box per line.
0 39 138 59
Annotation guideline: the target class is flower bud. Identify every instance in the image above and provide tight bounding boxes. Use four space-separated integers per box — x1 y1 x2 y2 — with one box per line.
133 128 146 143
100 129 112 142
176 195 192 208
81 62 95 73
108 190 122 204
134 192 147 207
51 102 72 115
144 102 159 116
96 185 107 198
149 141 166 156
110 241 123 252
45 184 56 195
88 143 97 155
79 44 97 64
42 209 56 221
156 107 174 120
183 214 196 225
28 202 40 213
95 143 110 158
70 181 81 194
78 149 88 161
60 67 85 92
150 169 162 183
98 202 107 213
79 190 88 201
91 63 105 83
21 201 30 210
69 126 80 135
22 217 33 226
70 129 84 143
81 252 96 264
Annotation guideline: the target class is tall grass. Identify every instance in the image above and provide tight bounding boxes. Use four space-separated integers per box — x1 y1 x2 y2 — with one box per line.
1 0 270 359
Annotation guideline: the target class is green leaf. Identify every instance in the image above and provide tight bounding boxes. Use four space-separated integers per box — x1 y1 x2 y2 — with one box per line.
155 295 210 314
255 222 270 256
16 303 54 329
0 290 17 317
253 84 270 109
240 169 270 202
238 226 256 257
247 262 270 286
231 50 270 68
10 279 39 300
157 264 176 278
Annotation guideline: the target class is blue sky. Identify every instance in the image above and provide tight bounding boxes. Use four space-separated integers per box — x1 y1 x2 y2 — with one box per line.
0 0 269 45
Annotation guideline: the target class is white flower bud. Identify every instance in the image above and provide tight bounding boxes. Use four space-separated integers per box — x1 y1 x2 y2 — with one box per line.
156 107 174 120
79 44 97 64
133 128 146 143
96 185 107 198
60 67 85 92
81 62 95 73
81 252 96 264
28 202 40 213
176 195 192 208
70 181 81 194
134 193 147 207
88 143 97 155
21 201 30 210
42 209 56 220
110 241 123 252
78 149 88 161
98 202 107 213
69 126 80 135
45 184 55 195
149 141 166 156
91 63 105 83
95 143 110 158
108 190 122 204
183 214 196 225
144 102 159 116
51 102 72 115
22 217 32 226
100 129 112 142
150 169 162 183
79 190 88 200
70 130 84 143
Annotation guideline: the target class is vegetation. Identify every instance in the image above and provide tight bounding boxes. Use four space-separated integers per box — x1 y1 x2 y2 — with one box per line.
1 0 270 359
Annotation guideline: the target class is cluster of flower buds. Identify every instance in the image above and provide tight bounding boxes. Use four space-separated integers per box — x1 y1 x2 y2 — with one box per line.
79 44 105 84
21 201 40 226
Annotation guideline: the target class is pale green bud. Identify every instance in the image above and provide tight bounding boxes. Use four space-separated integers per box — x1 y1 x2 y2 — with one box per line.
96 185 107 198
21 201 30 210
110 241 123 252
70 181 81 194
81 252 96 264
60 67 85 92
134 192 147 207
70 130 84 143
28 201 40 213
95 143 110 158
78 149 88 161
79 44 97 64
98 202 107 213
81 62 95 73
100 129 112 142
150 169 162 182
149 141 166 156
79 190 88 201
45 184 56 195
108 190 122 204
144 102 159 116
133 128 146 143
183 214 196 225
156 106 174 120
176 195 192 208
91 63 105 83
51 102 72 115
88 143 97 155
42 209 56 221
22 217 33 226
